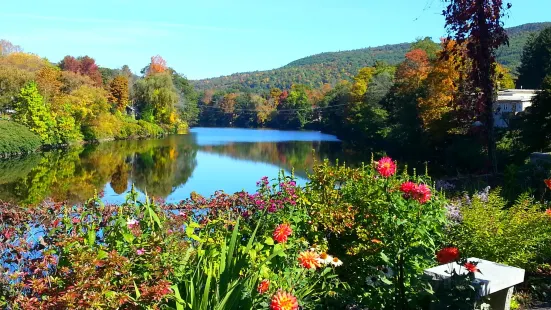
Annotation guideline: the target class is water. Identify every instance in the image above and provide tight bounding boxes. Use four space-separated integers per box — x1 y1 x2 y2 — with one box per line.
0 128 346 205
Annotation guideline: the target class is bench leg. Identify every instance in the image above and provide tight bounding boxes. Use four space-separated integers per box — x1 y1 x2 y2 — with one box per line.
488 286 514 310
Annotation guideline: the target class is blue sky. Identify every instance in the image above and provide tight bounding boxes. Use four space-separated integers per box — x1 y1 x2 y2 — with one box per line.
1 0 550 80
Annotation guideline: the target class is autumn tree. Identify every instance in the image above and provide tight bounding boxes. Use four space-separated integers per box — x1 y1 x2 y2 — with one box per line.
108 75 130 111
59 56 81 73
148 55 167 75
0 65 34 109
417 40 465 139
59 55 102 86
494 63 515 89
350 67 375 101
410 37 442 61
0 52 48 72
443 0 511 173
395 49 431 93
36 66 62 103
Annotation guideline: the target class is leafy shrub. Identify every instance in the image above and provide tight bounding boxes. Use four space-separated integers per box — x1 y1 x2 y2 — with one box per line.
447 188 551 271
303 158 448 308
83 113 164 141
0 176 341 309
0 120 42 156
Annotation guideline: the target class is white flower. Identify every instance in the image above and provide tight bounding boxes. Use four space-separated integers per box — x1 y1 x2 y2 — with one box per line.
317 252 334 265
127 218 139 228
380 266 394 278
330 257 343 267
366 275 379 286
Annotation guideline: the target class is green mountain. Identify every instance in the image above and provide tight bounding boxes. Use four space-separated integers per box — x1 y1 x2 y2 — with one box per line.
192 22 551 92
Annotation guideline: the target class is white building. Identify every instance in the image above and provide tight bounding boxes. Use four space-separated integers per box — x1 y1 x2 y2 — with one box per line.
493 89 538 128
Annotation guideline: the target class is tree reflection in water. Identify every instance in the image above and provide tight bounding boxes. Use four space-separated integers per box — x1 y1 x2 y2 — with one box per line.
0 130 347 205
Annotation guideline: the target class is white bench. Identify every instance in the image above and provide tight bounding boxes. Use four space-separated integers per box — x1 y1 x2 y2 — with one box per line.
424 258 525 310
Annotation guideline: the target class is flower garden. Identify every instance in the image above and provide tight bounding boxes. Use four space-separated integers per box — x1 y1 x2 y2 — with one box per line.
1 157 551 309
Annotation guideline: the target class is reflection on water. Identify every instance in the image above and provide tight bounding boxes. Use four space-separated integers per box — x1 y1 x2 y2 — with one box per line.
0 128 345 205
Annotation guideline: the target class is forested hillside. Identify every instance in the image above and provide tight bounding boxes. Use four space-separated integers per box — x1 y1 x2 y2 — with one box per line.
193 22 551 92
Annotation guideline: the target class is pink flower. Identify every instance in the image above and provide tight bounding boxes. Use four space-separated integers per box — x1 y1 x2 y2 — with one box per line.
376 157 397 177
400 182 432 204
127 218 139 229
400 181 417 198
136 248 145 255
413 184 431 204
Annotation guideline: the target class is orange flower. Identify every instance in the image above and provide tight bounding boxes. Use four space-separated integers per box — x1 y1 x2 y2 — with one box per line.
257 279 270 294
464 262 480 273
270 291 299 310
298 251 321 269
545 179 551 190
273 224 292 243
545 209 551 217
371 239 382 244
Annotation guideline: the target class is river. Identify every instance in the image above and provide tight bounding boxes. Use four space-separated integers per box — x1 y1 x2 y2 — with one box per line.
0 128 349 205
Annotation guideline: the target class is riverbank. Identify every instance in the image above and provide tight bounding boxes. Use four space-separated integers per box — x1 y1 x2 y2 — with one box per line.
0 118 184 159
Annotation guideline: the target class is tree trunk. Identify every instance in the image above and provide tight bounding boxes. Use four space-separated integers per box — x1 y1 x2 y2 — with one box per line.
476 0 498 174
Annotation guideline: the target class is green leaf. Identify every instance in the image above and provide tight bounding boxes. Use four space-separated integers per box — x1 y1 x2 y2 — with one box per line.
264 237 274 246
380 252 390 263
122 232 135 243
96 250 109 260
133 281 141 299
87 228 96 246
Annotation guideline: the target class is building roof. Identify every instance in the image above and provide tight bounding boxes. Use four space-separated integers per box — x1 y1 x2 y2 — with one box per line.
497 89 538 103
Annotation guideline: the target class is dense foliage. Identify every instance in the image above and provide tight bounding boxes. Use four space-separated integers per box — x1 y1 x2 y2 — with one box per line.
0 120 41 156
0 47 198 154
192 23 550 93
2 157 550 309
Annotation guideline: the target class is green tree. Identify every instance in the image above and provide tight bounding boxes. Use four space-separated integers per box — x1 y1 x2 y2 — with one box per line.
134 72 180 125
517 27 551 89
14 82 58 144
170 69 199 125
516 75 551 151
275 84 312 129
410 37 441 61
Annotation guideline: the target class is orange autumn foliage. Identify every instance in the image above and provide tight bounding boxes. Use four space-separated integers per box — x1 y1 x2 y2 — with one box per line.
148 55 167 75
395 49 430 93
417 40 466 137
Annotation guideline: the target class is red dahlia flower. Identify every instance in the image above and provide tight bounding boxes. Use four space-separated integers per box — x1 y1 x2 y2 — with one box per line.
413 184 431 204
464 262 480 273
257 279 270 294
436 247 460 264
545 209 551 217
400 181 417 198
270 291 299 310
376 157 397 177
545 179 551 190
273 224 292 243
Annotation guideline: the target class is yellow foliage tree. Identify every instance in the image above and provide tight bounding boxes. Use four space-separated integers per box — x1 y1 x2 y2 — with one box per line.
36 66 62 103
108 75 130 111
417 40 466 138
350 67 375 102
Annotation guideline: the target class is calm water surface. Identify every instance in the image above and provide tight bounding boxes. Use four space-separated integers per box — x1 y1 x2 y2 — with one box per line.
0 128 348 205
